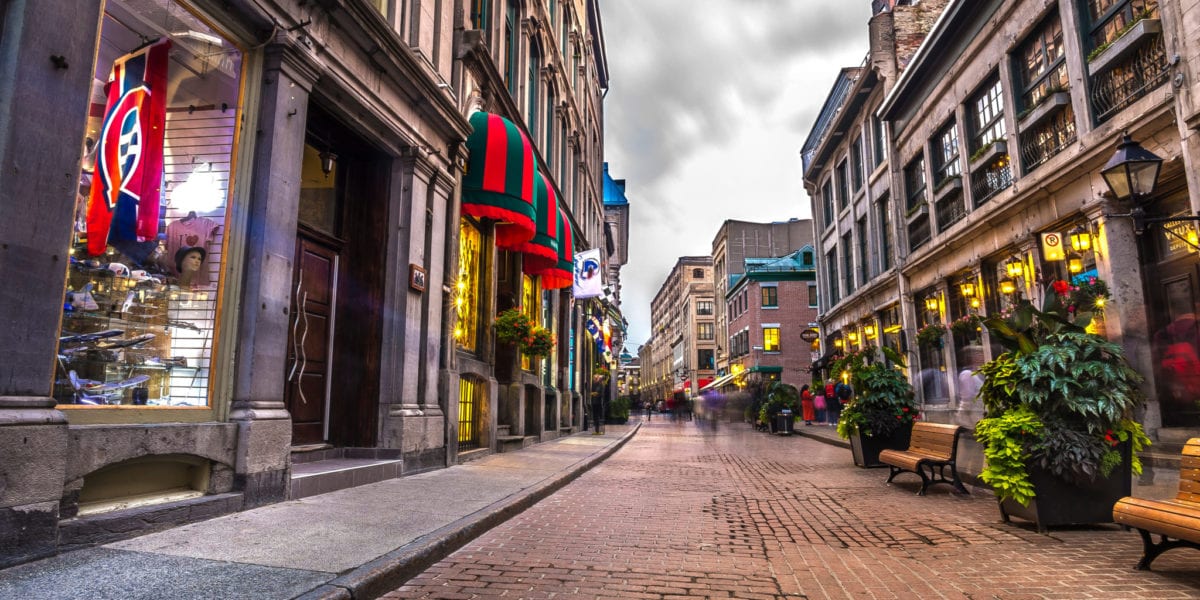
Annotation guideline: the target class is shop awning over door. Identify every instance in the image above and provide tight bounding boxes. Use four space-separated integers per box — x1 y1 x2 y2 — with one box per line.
518 171 559 275
462 111 536 248
533 209 573 290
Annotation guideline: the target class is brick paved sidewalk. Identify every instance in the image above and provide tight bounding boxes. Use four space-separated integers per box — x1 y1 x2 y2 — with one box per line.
388 417 1200 600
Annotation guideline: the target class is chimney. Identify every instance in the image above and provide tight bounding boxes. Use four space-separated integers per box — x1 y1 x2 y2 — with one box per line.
869 0 952 89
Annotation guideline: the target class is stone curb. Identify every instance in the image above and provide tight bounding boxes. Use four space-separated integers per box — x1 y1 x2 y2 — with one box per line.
294 424 641 600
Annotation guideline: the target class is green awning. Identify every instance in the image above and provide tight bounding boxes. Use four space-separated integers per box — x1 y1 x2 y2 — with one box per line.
518 171 559 275
462 111 536 249
748 365 783 374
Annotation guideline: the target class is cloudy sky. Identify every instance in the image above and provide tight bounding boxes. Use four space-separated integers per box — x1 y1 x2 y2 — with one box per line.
599 0 873 350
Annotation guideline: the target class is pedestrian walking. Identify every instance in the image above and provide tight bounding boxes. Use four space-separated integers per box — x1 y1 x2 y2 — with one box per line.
813 382 827 425
800 384 815 425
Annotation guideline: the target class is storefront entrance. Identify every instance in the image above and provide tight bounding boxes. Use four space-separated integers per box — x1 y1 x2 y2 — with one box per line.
1142 189 1200 428
286 105 388 447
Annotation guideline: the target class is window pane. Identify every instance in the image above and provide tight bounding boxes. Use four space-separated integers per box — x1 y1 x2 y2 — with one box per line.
455 219 482 351
57 0 244 407
763 327 781 352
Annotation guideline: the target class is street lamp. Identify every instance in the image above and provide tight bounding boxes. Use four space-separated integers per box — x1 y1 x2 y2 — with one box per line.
1068 225 1092 252
1005 256 1024 278
1101 133 1164 236
924 296 939 312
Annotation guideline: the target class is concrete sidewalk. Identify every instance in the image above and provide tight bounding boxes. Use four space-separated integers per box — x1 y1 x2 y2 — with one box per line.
0 424 638 600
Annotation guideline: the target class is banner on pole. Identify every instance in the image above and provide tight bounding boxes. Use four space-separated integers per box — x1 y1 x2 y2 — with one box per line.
573 248 603 298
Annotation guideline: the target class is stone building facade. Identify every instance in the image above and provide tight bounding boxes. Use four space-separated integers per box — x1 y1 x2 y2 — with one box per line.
0 0 609 567
805 0 1200 474
643 257 715 406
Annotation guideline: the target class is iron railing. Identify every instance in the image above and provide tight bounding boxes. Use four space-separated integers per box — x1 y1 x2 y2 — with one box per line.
1091 34 1169 123
1019 107 1077 172
935 190 966 233
908 216 931 253
970 158 1012 208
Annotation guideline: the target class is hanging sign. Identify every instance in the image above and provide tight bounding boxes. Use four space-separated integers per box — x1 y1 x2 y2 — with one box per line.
573 248 603 298
1040 232 1065 261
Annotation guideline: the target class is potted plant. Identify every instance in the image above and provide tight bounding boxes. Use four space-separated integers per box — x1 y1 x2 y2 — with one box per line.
916 322 947 348
975 282 1149 532
758 381 799 435
835 346 920 467
950 313 983 342
607 395 631 424
494 308 554 358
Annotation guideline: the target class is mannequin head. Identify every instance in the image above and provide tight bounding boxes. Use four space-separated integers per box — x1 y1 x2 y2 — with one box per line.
174 246 207 284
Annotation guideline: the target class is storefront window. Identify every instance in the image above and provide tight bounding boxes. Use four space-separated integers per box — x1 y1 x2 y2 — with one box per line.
521 274 539 371
55 0 244 408
456 218 482 352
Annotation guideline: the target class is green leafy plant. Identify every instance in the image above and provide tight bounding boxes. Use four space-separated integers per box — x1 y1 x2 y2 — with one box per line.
593 365 611 383
757 381 799 425
523 326 555 357
975 291 1150 505
969 140 997 163
835 346 919 439
916 322 947 348
610 395 631 421
950 313 983 340
494 308 534 346
1086 7 1157 62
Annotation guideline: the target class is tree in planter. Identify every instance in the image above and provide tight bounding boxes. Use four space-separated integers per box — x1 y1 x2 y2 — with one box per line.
975 285 1150 508
835 346 919 440
757 381 800 431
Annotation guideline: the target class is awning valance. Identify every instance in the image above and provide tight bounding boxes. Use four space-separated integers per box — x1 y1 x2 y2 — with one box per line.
700 372 737 392
533 209 573 290
462 111 536 248
519 171 559 275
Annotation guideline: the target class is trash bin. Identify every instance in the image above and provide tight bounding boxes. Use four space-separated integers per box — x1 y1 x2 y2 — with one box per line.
775 409 794 435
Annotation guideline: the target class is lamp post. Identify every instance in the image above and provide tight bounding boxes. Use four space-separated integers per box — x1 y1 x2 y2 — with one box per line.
1100 133 1177 239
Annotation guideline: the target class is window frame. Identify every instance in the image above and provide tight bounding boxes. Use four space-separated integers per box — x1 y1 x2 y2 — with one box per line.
969 75 1006 154
761 285 778 308
762 327 781 353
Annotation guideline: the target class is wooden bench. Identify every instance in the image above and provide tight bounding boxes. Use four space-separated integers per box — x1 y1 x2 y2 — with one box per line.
1113 437 1200 570
878 422 968 496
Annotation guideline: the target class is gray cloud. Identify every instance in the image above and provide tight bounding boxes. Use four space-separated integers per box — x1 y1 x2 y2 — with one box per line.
600 1 871 349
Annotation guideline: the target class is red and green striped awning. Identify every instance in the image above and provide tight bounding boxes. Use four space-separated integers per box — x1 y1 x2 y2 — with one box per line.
519 171 559 275
463 111 536 248
534 209 573 290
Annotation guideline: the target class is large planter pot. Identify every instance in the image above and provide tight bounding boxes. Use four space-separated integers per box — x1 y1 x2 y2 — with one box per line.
849 423 913 468
998 442 1132 533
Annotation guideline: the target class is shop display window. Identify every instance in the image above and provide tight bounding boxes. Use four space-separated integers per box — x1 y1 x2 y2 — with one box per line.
455 218 482 352
55 0 244 407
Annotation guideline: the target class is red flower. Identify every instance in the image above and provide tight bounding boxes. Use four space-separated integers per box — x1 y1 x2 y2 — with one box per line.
902 407 909 412
1052 280 1071 296
896 415 903 420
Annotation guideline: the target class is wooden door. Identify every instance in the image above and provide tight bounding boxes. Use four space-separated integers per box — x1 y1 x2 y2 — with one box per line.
286 233 339 445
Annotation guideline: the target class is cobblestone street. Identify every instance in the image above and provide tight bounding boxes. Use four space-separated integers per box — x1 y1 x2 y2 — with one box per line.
386 417 1200 599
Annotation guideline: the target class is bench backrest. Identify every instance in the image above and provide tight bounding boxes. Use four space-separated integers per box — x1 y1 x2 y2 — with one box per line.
907 422 963 460
1178 438 1200 503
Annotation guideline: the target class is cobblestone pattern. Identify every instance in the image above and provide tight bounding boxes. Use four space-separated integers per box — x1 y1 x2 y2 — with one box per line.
386 419 1200 599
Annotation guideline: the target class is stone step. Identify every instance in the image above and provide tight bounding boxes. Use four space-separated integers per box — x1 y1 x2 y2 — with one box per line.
496 435 536 453
289 457 402 500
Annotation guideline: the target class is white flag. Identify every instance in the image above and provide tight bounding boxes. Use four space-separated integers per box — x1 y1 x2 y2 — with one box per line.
573 248 603 298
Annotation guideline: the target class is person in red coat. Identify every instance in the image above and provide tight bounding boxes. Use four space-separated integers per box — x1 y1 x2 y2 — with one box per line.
800 384 815 426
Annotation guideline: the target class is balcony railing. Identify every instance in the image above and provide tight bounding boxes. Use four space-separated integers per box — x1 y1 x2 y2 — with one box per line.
969 158 1012 208
1090 34 1169 123
1019 106 1077 172
908 215 931 253
935 190 966 233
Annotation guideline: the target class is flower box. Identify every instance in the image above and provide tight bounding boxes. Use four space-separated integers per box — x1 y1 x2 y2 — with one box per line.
1017 92 1071 132
932 175 963 202
1088 19 1161 76
969 140 1007 169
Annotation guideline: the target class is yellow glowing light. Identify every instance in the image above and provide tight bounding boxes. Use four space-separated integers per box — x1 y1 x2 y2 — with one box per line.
1005 257 1024 278
834 338 844 348
960 282 975 297
925 297 939 312
999 279 1017 295
1068 255 1083 274
970 297 981 308
1068 225 1091 252
1095 297 1106 308
848 331 859 342
454 327 464 338
864 325 876 337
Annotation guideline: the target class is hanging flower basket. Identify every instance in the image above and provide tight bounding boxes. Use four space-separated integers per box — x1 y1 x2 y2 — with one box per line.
523 326 555 357
950 313 983 340
495 308 555 357
916 322 947 348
